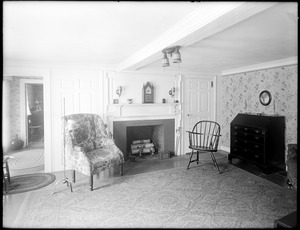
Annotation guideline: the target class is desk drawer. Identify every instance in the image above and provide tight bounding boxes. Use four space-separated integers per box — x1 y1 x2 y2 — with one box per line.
231 146 265 163
232 125 265 135
231 132 265 143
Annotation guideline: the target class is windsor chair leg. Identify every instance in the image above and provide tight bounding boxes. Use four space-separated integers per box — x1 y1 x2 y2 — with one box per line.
210 152 221 174
187 150 195 169
196 151 199 164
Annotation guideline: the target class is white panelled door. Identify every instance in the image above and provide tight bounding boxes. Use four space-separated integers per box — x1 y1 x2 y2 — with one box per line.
183 77 216 155
51 71 102 172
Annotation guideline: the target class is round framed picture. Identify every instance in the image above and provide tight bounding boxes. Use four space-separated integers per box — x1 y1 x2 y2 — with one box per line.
259 90 272 106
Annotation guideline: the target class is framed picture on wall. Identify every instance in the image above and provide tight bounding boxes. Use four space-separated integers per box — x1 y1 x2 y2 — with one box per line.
259 90 272 106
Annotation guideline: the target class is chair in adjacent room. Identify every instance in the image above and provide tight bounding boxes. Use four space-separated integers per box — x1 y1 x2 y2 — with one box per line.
3 155 13 193
63 113 124 191
28 110 44 142
186 120 221 173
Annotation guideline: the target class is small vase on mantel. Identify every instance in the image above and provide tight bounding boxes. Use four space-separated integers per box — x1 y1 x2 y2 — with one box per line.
10 134 24 150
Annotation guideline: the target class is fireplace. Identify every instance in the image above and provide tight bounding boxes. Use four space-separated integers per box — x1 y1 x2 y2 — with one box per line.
113 119 175 160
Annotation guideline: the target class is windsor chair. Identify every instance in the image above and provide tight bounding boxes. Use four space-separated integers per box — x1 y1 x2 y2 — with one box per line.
186 120 221 173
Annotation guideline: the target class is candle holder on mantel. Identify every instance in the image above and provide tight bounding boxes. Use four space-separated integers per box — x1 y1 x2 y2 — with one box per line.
169 87 175 98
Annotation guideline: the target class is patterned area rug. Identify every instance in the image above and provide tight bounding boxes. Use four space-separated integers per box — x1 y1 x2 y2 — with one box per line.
4 173 56 195
9 149 44 173
13 164 296 228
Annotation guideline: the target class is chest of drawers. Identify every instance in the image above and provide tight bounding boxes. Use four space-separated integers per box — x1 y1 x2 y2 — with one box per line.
228 113 285 173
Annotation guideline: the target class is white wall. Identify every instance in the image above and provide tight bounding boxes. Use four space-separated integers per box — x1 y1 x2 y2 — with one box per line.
105 71 180 105
3 64 185 172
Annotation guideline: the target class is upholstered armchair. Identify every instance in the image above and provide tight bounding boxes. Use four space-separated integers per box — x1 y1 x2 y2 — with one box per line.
64 113 124 191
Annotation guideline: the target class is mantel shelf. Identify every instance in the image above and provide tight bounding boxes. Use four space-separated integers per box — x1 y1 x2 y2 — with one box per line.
107 102 182 119
110 103 180 106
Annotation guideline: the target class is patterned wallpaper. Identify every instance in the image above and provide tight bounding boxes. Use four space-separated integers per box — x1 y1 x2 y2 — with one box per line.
221 64 297 155
10 77 21 140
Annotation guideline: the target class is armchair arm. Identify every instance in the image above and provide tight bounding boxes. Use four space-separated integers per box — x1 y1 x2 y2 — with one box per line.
95 137 124 159
94 134 117 149
186 131 221 149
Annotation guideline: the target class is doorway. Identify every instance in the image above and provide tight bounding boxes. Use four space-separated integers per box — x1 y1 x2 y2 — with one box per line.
26 83 44 147
3 77 45 175
20 79 43 147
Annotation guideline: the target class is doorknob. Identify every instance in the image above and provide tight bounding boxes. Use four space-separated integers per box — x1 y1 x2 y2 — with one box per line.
187 114 191 117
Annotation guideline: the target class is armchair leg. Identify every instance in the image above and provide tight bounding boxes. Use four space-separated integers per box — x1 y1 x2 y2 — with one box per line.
90 175 93 191
72 170 76 183
120 163 123 176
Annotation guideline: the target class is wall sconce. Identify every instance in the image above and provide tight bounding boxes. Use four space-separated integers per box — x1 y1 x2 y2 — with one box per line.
116 86 123 97
169 87 175 98
162 46 181 67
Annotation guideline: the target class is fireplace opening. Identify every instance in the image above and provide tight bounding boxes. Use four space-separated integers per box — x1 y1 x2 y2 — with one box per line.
126 125 164 157
113 119 175 160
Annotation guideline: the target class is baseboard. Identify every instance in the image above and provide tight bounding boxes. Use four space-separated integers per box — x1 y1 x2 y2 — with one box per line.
220 146 230 154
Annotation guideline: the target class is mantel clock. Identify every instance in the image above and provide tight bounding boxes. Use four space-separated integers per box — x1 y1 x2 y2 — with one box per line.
142 82 154 103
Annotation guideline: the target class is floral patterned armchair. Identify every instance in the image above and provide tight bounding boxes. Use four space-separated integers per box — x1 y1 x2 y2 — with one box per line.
64 113 124 191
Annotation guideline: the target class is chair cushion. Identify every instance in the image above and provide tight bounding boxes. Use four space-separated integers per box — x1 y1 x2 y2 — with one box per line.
86 147 124 175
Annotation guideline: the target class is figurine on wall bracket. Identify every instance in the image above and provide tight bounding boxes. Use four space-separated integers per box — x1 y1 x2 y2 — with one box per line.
142 82 154 103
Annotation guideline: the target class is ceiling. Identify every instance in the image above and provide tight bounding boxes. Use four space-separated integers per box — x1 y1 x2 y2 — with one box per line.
3 2 298 74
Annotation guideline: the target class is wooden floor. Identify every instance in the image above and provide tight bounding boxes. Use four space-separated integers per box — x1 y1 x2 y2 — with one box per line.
122 151 289 189
3 145 290 227
4 140 289 188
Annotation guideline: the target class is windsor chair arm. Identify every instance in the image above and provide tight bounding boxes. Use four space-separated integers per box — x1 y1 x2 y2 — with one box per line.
186 131 222 136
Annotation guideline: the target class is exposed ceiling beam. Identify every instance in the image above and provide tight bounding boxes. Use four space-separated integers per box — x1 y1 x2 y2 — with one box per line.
118 2 278 71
